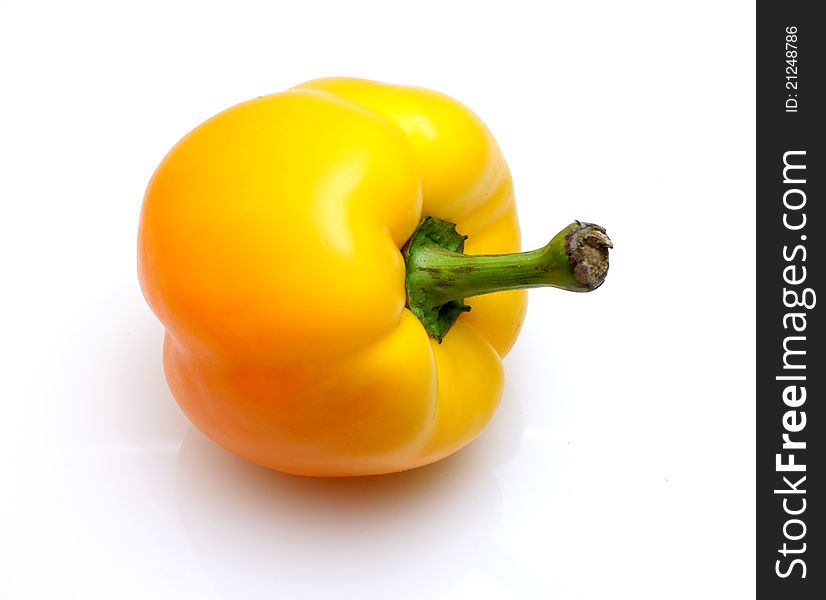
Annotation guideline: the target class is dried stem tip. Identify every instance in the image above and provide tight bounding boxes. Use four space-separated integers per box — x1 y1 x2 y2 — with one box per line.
566 222 613 290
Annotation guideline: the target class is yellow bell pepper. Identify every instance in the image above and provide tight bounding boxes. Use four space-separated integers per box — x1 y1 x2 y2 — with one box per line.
137 77 611 476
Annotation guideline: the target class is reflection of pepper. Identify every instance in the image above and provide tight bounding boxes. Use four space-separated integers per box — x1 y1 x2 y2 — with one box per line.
138 77 611 476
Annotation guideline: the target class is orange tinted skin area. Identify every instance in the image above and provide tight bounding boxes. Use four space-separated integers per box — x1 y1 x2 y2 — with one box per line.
138 78 527 476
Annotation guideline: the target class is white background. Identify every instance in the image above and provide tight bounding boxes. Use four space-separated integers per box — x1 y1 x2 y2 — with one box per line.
0 1 755 598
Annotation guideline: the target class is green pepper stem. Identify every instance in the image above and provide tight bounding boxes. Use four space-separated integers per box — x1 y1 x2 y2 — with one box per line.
403 217 612 341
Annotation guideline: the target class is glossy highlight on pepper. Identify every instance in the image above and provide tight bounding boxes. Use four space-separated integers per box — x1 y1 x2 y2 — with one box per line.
138 77 610 476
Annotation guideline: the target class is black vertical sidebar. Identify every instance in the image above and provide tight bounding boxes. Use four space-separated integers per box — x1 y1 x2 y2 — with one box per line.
757 2 824 598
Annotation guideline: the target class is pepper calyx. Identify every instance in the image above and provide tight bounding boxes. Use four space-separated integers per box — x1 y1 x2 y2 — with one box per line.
403 216 612 342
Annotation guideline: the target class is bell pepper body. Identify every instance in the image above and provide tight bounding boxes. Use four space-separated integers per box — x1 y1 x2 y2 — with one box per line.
138 78 527 476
